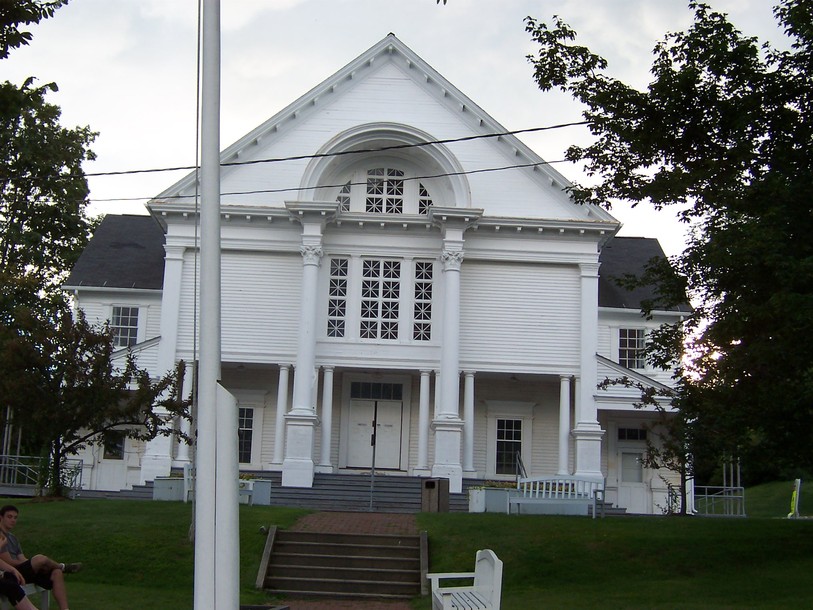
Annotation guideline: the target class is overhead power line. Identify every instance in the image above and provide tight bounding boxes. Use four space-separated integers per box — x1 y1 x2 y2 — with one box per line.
84 121 588 179
87 157 573 204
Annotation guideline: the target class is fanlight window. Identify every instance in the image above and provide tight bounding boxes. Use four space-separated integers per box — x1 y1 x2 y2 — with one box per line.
333 166 433 215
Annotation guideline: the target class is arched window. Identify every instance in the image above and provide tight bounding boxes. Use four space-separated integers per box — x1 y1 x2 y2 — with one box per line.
330 163 434 215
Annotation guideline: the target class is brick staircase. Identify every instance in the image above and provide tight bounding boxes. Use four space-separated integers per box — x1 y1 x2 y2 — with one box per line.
258 527 427 600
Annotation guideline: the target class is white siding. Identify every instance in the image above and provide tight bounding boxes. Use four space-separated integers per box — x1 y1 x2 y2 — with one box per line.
177 251 302 362
460 261 580 372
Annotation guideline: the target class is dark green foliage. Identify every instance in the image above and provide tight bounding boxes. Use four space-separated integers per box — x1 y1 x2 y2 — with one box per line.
0 300 191 495
527 1 813 480
0 0 67 59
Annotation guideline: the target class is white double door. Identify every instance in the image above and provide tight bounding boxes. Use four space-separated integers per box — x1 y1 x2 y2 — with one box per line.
347 399 404 470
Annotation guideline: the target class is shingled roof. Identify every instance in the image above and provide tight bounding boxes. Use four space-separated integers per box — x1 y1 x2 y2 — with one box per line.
63 214 165 290
64 215 684 311
598 236 690 312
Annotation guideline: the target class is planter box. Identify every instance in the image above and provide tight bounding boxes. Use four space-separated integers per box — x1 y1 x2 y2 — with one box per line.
153 477 184 501
469 487 513 513
251 479 273 505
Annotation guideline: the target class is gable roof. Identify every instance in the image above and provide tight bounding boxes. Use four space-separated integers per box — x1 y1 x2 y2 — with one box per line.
151 33 617 227
63 214 165 290
598 237 690 312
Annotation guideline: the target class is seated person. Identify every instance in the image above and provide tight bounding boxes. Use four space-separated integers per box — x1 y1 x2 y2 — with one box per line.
0 533 40 610
0 506 81 610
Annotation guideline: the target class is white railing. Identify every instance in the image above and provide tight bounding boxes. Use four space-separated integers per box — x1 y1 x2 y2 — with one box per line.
0 455 83 494
693 485 746 517
509 476 605 518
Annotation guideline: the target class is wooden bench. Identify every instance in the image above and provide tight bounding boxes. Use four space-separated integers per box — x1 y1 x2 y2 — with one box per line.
507 476 604 518
0 583 49 610
427 549 502 610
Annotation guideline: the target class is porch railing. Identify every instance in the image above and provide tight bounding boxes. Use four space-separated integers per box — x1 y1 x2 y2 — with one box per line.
693 485 746 517
0 455 83 494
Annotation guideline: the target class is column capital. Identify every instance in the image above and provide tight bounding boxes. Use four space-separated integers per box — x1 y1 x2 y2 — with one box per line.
579 261 601 277
440 249 464 271
300 244 323 265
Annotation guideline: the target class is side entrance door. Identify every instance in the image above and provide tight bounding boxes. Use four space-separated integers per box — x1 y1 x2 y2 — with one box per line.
617 451 649 513
347 399 403 470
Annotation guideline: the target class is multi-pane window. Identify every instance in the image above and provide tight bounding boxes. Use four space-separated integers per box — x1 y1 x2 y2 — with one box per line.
103 431 125 460
238 407 254 464
327 258 348 338
618 428 648 441
366 168 404 213
111 306 139 348
413 261 433 341
418 184 433 214
337 181 352 212
360 260 401 340
326 259 432 342
496 419 522 475
350 382 403 401
619 328 646 369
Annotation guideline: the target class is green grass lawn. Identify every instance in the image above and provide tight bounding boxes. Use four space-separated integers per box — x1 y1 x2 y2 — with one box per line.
3 481 812 609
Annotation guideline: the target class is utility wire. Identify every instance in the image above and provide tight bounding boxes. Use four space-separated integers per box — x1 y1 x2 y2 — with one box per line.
83 121 588 178
87 157 573 204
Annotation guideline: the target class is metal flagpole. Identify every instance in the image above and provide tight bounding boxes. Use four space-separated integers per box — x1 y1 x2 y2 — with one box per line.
195 2 239 609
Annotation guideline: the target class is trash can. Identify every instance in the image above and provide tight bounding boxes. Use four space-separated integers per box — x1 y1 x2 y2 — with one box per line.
421 478 450 512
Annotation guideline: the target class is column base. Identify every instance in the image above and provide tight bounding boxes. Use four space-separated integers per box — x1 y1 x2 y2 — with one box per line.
282 458 315 488
140 454 172 485
573 422 605 481
431 418 464 493
314 464 335 474
281 411 318 488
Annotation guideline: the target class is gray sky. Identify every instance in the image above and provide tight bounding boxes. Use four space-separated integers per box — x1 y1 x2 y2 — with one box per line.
3 0 786 257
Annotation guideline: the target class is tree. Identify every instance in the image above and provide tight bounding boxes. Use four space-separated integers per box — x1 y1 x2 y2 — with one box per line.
1 0 95 299
0 1 183 496
0 0 67 60
527 0 813 480
0 302 191 496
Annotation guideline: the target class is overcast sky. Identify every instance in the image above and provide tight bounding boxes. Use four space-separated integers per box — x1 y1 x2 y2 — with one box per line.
3 0 787 257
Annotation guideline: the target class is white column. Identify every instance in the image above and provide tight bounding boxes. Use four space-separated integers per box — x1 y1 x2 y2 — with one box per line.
271 364 291 468
156 244 185 373
317 366 335 472
573 262 604 481
558 375 571 475
174 361 195 465
463 371 476 476
282 244 322 487
432 246 464 493
415 370 431 474
143 244 187 481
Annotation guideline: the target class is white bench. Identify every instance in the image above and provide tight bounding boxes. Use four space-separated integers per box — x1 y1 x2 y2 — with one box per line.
507 476 604 518
427 549 502 610
0 583 49 610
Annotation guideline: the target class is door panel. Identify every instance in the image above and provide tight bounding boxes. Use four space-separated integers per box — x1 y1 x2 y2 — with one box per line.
618 451 648 513
347 399 403 469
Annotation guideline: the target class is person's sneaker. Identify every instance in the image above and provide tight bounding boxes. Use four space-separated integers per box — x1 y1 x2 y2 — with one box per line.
62 562 82 574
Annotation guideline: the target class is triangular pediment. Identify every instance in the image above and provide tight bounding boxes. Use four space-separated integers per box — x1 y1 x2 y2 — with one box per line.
152 34 617 228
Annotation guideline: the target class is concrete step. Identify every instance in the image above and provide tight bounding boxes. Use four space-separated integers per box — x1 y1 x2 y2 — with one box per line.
261 529 426 600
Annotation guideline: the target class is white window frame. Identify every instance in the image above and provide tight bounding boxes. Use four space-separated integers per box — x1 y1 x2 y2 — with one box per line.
484 401 535 480
618 327 647 370
110 305 145 348
323 256 435 343
329 157 435 215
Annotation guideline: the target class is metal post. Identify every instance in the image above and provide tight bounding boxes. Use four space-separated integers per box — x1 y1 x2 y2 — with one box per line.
195 2 238 609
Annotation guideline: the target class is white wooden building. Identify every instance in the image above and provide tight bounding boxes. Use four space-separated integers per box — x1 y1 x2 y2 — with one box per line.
64 35 688 514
